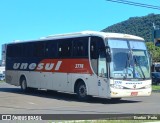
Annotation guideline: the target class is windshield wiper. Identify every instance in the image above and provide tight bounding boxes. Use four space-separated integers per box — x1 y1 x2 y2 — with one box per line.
134 57 146 80
123 52 133 80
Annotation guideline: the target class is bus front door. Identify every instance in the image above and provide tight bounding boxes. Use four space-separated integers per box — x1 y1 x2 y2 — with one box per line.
98 51 110 98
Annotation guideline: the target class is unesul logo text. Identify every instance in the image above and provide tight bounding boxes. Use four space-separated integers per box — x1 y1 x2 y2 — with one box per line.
13 61 62 71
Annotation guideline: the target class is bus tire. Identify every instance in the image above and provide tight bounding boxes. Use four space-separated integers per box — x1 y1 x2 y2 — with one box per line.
20 77 28 92
76 82 88 101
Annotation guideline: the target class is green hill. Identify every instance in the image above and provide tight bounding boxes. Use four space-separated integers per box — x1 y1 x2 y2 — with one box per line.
102 14 160 42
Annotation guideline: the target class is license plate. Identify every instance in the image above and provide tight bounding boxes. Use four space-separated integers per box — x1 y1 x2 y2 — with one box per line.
131 92 138 96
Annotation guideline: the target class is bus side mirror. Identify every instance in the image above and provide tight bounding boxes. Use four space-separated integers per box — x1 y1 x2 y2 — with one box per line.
106 46 111 63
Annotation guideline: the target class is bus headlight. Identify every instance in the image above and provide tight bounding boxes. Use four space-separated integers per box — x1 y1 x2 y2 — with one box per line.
145 85 151 89
110 84 124 89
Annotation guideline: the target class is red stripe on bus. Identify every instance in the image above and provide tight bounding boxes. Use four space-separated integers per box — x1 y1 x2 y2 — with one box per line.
35 59 93 74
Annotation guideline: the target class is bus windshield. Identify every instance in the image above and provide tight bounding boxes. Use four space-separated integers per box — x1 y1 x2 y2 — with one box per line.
107 39 151 79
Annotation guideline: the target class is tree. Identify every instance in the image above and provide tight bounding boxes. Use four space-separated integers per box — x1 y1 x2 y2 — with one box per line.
102 14 160 42
146 42 160 62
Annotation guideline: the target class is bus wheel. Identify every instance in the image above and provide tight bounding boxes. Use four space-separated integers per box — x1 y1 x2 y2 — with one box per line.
20 77 28 92
76 82 88 101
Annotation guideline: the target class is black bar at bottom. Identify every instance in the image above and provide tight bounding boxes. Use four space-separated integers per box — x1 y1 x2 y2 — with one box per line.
0 114 160 120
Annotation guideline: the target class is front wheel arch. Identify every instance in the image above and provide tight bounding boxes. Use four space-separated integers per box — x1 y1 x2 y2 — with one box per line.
74 79 88 94
75 80 89 100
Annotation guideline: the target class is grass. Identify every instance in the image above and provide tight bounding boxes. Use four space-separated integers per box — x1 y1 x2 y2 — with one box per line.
152 85 160 90
88 120 158 123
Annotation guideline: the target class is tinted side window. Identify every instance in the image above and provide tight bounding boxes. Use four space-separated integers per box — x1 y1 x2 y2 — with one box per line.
7 45 14 57
73 37 88 58
7 44 23 57
16 44 23 57
90 36 105 59
58 39 72 58
33 42 45 57
23 43 34 57
90 39 98 59
45 40 57 58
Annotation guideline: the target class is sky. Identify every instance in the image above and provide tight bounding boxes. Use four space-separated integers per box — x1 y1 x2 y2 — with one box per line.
0 0 159 59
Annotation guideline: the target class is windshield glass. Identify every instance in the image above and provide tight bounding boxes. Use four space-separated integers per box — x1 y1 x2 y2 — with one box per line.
108 39 150 79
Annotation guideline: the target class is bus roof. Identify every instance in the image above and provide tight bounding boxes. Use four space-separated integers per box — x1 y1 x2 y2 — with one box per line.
45 31 144 41
9 30 144 44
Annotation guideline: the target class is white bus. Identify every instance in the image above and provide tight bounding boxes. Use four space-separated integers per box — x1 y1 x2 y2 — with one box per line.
5 31 151 100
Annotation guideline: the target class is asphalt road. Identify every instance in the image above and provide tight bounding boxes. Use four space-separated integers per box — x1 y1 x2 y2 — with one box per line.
0 82 160 115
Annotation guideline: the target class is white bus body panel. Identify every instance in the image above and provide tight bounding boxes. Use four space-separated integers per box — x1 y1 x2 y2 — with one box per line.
6 70 111 98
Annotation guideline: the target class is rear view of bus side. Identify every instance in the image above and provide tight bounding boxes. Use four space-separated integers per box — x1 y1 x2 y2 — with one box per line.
5 31 152 100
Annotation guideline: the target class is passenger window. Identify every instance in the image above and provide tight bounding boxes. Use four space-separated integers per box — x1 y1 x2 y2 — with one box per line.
58 39 72 57
7 44 23 57
90 40 98 59
45 41 57 58
33 42 45 57
73 37 88 57
7 45 14 57
23 43 34 57
16 44 23 57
